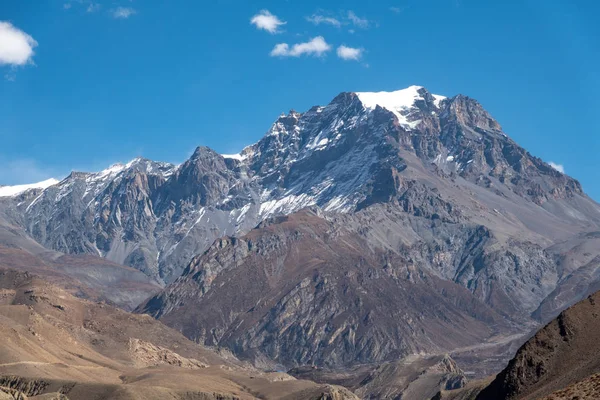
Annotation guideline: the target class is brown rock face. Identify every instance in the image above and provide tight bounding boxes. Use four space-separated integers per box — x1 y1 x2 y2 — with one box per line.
139 209 514 369
128 338 208 369
477 291 600 400
539 373 600 400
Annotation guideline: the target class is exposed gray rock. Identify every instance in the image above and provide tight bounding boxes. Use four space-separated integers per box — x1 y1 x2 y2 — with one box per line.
1 86 600 377
3 86 597 288
138 210 518 368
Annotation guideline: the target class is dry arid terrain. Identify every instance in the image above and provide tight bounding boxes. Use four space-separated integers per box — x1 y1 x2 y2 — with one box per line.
0 268 359 400
540 373 600 400
0 268 471 400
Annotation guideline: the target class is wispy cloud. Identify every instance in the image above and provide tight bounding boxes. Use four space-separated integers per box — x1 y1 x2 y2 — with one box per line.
64 1 138 20
251 10 286 34
4 69 16 81
62 1 94 12
306 14 341 27
549 162 565 174
337 45 362 61
270 36 331 58
0 21 37 80
390 6 404 14
347 11 369 29
86 2 101 13
112 7 136 19
306 10 373 30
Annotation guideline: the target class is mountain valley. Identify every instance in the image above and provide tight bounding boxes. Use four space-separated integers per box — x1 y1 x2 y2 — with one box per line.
1 86 600 399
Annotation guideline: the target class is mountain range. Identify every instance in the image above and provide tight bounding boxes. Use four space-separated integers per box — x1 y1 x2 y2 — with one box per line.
1 85 600 398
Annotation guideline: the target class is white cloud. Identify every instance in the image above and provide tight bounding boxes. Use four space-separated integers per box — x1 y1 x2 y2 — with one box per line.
549 162 565 174
390 6 403 14
112 7 136 19
337 45 363 61
0 22 38 67
270 43 290 57
306 14 341 27
63 3 72 9
347 11 369 29
270 36 331 58
251 10 286 34
86 2 101 13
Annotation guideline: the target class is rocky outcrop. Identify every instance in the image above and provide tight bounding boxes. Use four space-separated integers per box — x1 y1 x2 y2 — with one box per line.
475 291 600 400
128 338 208 369
138 209 516 368
289 354 467 400
0 377 49 398
354 355 468 399
280 385 359 400
539 373 600 400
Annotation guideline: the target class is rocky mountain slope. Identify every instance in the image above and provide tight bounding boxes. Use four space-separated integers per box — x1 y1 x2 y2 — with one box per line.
138 209 516 369
477 290 600 400
291 354 467 400
3 86 598 288
0 269 358 400
2 85 600 384
0 213 160 310
436 290 600 400
539 373 600 400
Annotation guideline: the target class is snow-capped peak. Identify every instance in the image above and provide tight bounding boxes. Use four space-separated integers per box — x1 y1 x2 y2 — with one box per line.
125 157 145 169
0 178 60 198
432 94 447 107
95 163 127 180
355 86 446 128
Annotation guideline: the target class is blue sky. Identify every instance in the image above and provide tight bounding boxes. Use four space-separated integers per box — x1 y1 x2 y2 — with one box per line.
1 0 599 199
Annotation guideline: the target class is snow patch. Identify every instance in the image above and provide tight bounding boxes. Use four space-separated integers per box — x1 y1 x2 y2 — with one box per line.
433 94 447 107
0 178 59 197
355 86 445 130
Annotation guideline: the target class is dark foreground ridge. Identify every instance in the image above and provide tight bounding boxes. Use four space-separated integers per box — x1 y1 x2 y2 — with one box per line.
435 290 600 400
